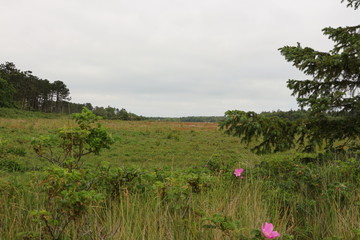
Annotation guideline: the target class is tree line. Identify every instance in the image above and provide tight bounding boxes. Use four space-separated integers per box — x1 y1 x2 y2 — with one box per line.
0 62 70 112
0 62 144 119
90 105 146 120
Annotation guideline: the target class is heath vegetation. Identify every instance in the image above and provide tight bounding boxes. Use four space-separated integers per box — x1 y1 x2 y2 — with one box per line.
0 1 359 239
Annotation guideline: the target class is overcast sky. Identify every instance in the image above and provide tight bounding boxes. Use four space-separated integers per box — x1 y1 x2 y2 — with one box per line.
0 0 358 117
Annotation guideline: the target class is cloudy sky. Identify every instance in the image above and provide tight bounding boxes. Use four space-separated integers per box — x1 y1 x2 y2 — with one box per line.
0 0 358 117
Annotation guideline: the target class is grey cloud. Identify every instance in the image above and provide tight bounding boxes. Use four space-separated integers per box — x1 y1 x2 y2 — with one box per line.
0 0 358 116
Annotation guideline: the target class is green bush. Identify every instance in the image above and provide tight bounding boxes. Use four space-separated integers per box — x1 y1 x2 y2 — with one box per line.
32 107 114 168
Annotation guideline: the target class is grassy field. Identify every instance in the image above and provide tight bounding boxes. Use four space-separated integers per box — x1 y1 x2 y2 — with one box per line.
0 115 359 239
0 118 262 169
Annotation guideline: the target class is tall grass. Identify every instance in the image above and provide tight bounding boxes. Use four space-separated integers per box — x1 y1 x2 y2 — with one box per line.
0 118 359 239
0 165 358 239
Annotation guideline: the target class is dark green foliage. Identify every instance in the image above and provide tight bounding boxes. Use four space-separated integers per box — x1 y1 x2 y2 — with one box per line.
278 22 360 151
220 110 300 153
341 0 360 9
92 106 145 120
0 62 70 113
279 25 360 115
0 77 15 108
221 2 360 154
260 109 309 121
0 62 143 118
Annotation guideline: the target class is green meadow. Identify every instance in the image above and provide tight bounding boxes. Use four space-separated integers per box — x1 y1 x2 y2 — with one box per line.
0 113 359 239
0 117 253 168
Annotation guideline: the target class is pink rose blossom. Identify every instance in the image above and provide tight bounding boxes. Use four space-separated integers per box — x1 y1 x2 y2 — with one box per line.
233 168 244 178
262 222 280 239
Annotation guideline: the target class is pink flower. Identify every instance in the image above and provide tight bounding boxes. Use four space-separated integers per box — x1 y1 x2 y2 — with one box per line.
233 168 244 178
262 222 280 239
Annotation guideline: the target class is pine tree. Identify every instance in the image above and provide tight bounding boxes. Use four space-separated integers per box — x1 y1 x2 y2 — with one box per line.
221 1 360 153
